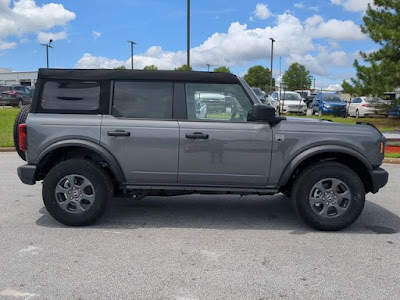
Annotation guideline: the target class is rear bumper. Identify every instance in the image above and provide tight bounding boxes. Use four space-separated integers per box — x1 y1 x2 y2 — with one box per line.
17 164 37 185
369 168 389 194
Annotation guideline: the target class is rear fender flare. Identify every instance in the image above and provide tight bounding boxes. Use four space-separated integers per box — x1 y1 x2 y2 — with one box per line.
35 139 126 183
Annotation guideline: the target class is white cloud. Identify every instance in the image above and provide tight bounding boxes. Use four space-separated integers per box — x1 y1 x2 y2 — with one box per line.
76 14 316 69
294 3 304 9
326 84 342 91
305 15 365 41
0 0 75 50
37 31 67 43
0 40 17 50
75 12 363 81
286 47 352 76
309 6 319 12
331 0 374 12
251 3 272 20
92 30 101 40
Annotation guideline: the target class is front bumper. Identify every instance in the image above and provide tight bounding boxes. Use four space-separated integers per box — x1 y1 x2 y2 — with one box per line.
17 164 37 185
369 168 389 194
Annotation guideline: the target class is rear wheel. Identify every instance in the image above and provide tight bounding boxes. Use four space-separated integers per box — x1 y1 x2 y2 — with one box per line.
43 159 113 226
291 162 365 231
13 105 30 161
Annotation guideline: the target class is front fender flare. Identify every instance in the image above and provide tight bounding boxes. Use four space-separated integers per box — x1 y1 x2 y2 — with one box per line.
278 145 373 187
35 139 126 183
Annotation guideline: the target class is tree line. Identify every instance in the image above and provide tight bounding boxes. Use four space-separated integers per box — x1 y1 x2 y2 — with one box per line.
114 63 312 92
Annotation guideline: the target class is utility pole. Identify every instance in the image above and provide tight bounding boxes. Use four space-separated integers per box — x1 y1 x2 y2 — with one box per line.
279 56 282 98
269 38 276 93
187 0 191 68
40 39 53 68
207 64 211 72
313 77 316 90
127 41 137 70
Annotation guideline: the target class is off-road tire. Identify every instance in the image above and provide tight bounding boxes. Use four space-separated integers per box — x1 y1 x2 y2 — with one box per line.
291 162 365 231
43 159 113 226
13 104 30 161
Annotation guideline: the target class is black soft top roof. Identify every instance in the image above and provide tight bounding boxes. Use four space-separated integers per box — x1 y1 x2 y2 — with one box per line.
38 68 239 84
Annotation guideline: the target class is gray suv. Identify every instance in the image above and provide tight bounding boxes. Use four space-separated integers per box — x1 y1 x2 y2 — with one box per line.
16 69 388 230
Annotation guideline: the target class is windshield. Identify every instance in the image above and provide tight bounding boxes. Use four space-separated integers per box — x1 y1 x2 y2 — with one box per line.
252 88 263 97
297 92 307 98
282 93 301 101
323 94 344 103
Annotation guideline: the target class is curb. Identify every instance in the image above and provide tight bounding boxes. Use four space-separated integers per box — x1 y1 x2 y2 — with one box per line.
383 158 400 165
0 147 15 152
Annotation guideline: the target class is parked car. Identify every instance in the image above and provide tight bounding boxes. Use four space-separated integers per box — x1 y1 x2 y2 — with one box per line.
388 105 400 119
251 87 266 103
295 90 316 108
348 97 388 118
265 95 279 112
272 91 307 115
312 93 347 117
15 68 388 231
0 85 32 107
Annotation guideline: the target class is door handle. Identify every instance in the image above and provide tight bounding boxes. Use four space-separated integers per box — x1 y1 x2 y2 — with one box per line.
107 130 131 137
185 132 209 139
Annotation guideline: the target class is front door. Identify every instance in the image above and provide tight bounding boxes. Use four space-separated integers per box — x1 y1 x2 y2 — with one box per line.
178 82 273 187
100 81 179 184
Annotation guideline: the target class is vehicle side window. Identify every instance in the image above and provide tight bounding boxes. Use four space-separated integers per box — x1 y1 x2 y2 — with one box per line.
272 92 278 99
41 81 100 111
113 81 173 119
185 83 253 122
353 98 360 103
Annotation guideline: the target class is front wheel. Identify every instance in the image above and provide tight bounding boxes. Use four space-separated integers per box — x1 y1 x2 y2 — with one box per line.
43 159 113 226
291 162 365 231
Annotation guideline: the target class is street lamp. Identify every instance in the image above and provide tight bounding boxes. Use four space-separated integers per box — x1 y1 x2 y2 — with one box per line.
269 37 276 93
187 0 191 68
127 41 137 70
40 39 53 68
207 64 211 72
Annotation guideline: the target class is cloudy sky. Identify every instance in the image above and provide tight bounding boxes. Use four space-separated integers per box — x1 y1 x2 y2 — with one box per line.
0 0 376 89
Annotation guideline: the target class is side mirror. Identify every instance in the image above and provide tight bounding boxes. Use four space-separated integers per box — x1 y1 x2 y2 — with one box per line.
248 104 276 122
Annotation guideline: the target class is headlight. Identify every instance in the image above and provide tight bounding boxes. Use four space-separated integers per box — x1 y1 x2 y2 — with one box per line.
324 103 330 108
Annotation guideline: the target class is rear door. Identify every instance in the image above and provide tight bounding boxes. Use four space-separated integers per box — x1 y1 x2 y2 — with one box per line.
177 82 273 187
100 81 179 184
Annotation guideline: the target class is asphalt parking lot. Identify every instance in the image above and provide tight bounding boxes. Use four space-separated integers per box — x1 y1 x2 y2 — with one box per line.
0 152 399 300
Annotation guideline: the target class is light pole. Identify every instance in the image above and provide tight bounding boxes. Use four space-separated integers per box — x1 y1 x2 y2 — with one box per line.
207 64 211 72
127 41 137 70
187 0 191 68
269 37 276 93
40 39 53 68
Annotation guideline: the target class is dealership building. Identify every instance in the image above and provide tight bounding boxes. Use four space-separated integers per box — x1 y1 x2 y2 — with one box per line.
0 68 38 86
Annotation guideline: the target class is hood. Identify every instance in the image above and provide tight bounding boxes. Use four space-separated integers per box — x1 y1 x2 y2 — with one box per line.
323 101 346 106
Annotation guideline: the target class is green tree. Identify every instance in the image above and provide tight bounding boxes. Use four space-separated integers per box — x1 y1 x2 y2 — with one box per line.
114 66 126 70
282 63 312 90
244 65 275 91
175 64 193 71
213 66 231 73
143 65 158 70
342 0 400 96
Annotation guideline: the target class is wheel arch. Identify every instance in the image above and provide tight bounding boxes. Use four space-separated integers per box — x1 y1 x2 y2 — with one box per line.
278 145 373 193
35 139 126 183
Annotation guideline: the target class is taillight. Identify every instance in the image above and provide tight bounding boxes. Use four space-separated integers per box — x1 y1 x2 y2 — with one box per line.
362 104 371 107
18 124 27 151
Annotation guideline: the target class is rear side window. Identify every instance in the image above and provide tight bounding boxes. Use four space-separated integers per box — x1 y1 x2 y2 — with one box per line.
41 81 100 111
113 81 173 119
